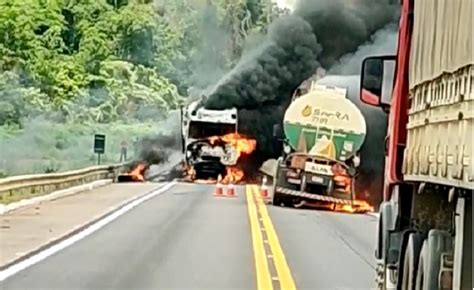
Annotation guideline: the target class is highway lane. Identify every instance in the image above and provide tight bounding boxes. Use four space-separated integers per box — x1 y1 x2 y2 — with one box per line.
2 182 377 290
268 199 377 289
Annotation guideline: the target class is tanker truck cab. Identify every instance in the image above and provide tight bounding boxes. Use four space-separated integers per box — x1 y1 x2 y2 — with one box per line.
181 101 238 179
273 84 366 207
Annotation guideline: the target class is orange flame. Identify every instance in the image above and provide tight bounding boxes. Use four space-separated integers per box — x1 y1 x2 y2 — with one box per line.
222 166 245 184
119 163 146 182
129 163 146 181
208 133 257 160
333 200 374 213
185 133 256 184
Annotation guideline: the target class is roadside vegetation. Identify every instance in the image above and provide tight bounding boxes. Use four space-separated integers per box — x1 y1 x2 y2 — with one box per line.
0 0 286 176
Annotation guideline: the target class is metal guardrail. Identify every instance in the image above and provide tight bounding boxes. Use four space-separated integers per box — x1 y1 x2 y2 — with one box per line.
0 163 130 199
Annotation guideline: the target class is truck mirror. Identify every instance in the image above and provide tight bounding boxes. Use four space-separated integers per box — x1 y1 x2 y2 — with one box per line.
360 56 396 109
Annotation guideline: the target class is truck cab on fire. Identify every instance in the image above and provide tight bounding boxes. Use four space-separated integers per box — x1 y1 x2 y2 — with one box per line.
181 100 239 180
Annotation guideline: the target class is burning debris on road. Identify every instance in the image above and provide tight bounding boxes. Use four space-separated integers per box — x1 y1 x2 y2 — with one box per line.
117 162 149 183
117 129 182 183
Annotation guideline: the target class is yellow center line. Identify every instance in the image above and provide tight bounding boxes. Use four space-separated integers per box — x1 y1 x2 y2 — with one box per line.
246 185 296 290
252 185 297 290
246 185 273 290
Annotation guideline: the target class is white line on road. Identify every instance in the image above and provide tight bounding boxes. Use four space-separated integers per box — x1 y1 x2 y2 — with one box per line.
0 181 176 282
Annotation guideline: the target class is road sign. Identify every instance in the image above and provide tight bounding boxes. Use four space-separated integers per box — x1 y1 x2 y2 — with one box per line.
94 134 106 165
94 134 106 154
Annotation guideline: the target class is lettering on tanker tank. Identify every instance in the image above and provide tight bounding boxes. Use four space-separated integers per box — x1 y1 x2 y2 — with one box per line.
311 108 350 124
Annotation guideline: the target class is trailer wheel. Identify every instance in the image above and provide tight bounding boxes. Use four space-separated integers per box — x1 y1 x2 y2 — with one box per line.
300 174 307 193
272 191 285 206
401 232 424 290
272 163 284 206
415 230 451 290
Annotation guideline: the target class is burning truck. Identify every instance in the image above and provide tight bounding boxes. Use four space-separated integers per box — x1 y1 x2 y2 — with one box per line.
181 100 256 183
272 83 373 212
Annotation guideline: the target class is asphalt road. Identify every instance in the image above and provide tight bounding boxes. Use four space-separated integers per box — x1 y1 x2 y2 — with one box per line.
1 182 378 290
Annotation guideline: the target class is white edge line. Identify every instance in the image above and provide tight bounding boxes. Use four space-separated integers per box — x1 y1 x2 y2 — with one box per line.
0 181 176 282
0 179 112 215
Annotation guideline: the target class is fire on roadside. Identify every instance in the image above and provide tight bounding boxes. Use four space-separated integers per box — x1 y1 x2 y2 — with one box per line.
118 162 147 182
333 199 374 213
305 198 374 214
222 166 245 184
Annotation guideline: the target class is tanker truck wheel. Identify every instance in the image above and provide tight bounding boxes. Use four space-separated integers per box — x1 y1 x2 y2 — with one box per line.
272 162 290 207
272 192 285 207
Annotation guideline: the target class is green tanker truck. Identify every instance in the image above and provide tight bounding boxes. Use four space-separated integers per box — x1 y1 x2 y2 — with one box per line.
272 84 367 207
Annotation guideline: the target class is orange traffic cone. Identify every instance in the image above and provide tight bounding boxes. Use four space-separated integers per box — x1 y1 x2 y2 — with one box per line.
261 175 269 198
215 175 223 196
226 182 236 197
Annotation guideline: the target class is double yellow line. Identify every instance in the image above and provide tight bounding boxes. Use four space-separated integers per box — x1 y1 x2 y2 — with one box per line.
246 185 297 290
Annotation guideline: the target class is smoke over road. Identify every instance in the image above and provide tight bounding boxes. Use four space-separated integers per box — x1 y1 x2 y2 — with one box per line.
317 75 388 206
204 0 399 158
135 110 182 165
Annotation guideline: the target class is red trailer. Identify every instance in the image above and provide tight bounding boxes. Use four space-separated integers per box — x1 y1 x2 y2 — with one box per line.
359 0 472 289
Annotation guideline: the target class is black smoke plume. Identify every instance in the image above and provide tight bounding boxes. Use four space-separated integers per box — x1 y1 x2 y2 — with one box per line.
134 110 182 165
204 0 399 158
318 75 388 206
137 133 181 165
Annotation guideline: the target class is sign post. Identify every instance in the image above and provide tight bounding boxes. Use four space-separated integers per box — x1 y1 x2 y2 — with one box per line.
93 134 106 165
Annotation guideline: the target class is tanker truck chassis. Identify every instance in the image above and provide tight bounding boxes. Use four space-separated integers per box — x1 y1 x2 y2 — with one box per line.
272 154 356 207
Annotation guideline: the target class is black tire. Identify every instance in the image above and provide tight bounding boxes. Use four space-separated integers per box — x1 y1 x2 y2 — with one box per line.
272 191 285 206
401 233 424 290
300 173 307 193
415 230 450 290
272 161 289 207
415 241 428 290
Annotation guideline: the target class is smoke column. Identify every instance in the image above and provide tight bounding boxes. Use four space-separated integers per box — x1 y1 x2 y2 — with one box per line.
204 0 399 158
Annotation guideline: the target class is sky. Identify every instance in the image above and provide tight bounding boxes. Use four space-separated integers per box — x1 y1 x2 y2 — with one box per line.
273 0 296 11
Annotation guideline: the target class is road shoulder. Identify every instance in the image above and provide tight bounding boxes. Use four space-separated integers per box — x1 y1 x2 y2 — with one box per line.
0 182 165 268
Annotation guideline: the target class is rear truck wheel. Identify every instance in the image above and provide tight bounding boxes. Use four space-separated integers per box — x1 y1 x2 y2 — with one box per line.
300 173 307 193
326 179 334 196
272 162 286 207
350 178 356 205
290 173 306 208
401 232 424 290
272 160 298 207
272 191 285 207
375 201 397 290
415 230 453 290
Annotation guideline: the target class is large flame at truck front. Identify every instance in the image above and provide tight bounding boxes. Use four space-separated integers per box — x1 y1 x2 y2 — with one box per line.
187 133 256 184
209 133 257 159
211 133 256 184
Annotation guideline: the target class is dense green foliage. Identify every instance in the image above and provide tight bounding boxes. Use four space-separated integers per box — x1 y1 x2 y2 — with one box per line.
0 0 284 125
0 0 285 175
